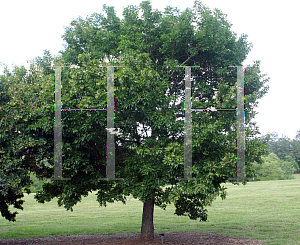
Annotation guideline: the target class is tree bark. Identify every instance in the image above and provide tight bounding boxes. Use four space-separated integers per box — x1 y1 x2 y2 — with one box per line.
140 197 155 239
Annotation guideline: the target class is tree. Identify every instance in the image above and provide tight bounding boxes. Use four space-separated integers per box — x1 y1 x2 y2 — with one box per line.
1 0 269 240
292 130 300 171
0 65 33 221
267 132 300 173
296 130 300 141
253 153 297 181
0 51 56 221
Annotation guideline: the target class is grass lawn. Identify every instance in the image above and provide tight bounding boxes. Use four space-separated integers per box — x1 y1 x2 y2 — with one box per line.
1 174 299 244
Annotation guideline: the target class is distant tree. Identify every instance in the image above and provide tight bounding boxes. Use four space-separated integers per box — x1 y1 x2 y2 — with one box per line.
267 132 300 173
1 0 270 240
291 138 300 172
253 153 297 181
284 155 299 175
296 130 300 141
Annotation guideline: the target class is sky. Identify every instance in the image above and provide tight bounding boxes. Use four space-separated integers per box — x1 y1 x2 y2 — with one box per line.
0 0 299 140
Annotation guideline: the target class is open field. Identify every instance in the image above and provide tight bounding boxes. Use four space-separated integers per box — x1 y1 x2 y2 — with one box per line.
0 174 299 245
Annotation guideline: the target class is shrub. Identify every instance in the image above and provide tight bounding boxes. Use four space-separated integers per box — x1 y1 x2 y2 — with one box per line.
253 153 296 181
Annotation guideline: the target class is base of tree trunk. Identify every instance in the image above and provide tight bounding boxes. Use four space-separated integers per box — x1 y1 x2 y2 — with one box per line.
140 197 155 239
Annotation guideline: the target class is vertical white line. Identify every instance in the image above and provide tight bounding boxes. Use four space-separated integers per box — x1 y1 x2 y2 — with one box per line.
53 66 62 180
237 66 245 180
184 66 193 180
53 66 67 180
53 66 70 180
106 66 115 180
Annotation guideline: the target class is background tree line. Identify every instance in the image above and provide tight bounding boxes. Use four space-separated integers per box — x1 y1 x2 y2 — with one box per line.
252 131 300 181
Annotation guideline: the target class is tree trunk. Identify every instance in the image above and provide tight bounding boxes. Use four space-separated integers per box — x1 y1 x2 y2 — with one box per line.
140 197 155 239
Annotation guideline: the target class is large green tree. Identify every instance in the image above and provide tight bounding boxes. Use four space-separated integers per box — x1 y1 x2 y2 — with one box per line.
1 0 269 239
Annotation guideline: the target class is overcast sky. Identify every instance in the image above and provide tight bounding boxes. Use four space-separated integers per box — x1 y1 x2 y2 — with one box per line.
1 0 299 140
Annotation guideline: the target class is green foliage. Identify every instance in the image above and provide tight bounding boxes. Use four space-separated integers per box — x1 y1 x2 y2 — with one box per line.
296 130 300 141
0 50 56 221
1 0 269 224
23 172 49 193
267 132 300 173
253 153 297 181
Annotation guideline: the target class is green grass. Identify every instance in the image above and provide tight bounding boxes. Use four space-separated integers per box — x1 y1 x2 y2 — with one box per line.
1 174 300 244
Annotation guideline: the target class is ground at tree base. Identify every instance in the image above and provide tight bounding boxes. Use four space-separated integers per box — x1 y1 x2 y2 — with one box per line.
0 232 266 244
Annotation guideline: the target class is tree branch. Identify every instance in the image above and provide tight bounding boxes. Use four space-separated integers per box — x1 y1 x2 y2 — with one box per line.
86 140 106 177
115 135 139 144
115 142 126 166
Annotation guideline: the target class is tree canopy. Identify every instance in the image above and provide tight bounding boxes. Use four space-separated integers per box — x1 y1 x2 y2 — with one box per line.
0 0 269 239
